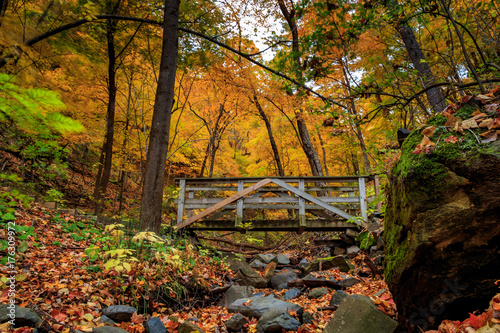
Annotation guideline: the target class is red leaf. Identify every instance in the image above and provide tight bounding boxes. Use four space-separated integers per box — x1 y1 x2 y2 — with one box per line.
469 311 489 329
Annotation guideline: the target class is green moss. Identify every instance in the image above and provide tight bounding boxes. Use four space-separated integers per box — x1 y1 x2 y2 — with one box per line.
455 104 478 120
427 114 446 127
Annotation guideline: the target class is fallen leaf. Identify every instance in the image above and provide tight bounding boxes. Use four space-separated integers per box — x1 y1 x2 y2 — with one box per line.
462 118 479 130
480 131 498 143
443 112 458 127
131 312 144 324
479 118 494 130
484 104 499 114
422 126 436 137
444 135 458 143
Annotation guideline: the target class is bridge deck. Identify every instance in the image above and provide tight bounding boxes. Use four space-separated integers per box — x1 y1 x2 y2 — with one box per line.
175 176 380 232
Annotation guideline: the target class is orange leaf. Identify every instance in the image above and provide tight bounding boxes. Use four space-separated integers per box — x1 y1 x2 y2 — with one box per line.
131 312 144 324
422 126 436 137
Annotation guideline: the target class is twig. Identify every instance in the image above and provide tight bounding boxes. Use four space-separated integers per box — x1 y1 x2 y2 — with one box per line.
467 128 481 144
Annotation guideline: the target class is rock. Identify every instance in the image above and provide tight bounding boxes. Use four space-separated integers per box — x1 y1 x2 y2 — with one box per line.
145 317 167 333
102 305 136 322
223 252 248 271
224 313 248 332
256 309 300 333
93 327 129 333
98 315 116 325
346 229 359 238
228 295 303 319
330 290 349 306
0 304 42 328
341 277 362 288
250 259 267 269
346 245 360 259
253 292 265 297
373 255 384 266
323 295 397 333
274 254 290 265
397 128 412 147
281 288 301 301
303 311 314 324
277 283 289 291
385 127 500 331
304 256 351 274
332 247 346 256
269 270 299 289
178 321 205 333
309 288 329 299
303 273 341 289
219 285 254 307
298 258 309 270
255 254 275 264
339 233 356 245
237 264 268 288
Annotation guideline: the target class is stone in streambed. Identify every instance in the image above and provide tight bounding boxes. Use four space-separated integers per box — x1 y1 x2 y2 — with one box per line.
228 295 303 319
256 309 300 333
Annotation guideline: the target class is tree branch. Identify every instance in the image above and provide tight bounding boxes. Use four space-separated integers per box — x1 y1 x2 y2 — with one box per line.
0 14 347 109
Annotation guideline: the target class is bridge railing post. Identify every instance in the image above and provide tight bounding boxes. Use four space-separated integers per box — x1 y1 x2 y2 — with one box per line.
177 179 186 224
235 179 244 232
298 179 306 233
358 177 367 222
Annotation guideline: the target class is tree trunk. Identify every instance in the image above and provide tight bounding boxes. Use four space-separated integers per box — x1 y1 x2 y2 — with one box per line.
140 0 180 233
277 0 324 176
94 18 117 215
0 0 8 26
297 117 323 176
253 95 285 176
317 130 329 176
389 0 448 113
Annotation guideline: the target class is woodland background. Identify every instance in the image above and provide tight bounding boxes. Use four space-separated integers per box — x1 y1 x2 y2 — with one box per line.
0 0 499 226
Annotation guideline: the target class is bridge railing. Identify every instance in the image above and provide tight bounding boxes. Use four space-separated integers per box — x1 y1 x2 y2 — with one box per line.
174 176 380 231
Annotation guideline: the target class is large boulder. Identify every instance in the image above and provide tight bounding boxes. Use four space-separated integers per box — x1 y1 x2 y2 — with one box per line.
228 295 303 319
385 115 500 332
322 295 397 333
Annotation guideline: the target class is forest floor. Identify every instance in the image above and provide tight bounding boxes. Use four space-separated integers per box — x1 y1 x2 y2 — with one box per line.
0 204 497 333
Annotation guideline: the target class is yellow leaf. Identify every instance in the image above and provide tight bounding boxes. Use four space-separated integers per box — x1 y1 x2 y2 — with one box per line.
123 262 131 271
82 313 94 321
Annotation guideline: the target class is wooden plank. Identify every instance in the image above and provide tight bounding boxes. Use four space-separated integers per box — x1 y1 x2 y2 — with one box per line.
176 178 273 229
181 186 359 192
184 196 360 205
235 180 244 230
358 177 367 222
176 179 186 224
183 203 360 210
176 176 370 185
188 219 353 231
271 179 354 221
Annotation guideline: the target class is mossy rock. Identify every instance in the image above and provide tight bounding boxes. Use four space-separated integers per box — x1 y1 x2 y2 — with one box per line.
384 115 500 332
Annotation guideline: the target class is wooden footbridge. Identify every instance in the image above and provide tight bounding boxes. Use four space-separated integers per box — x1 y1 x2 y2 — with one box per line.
175 176 380 233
